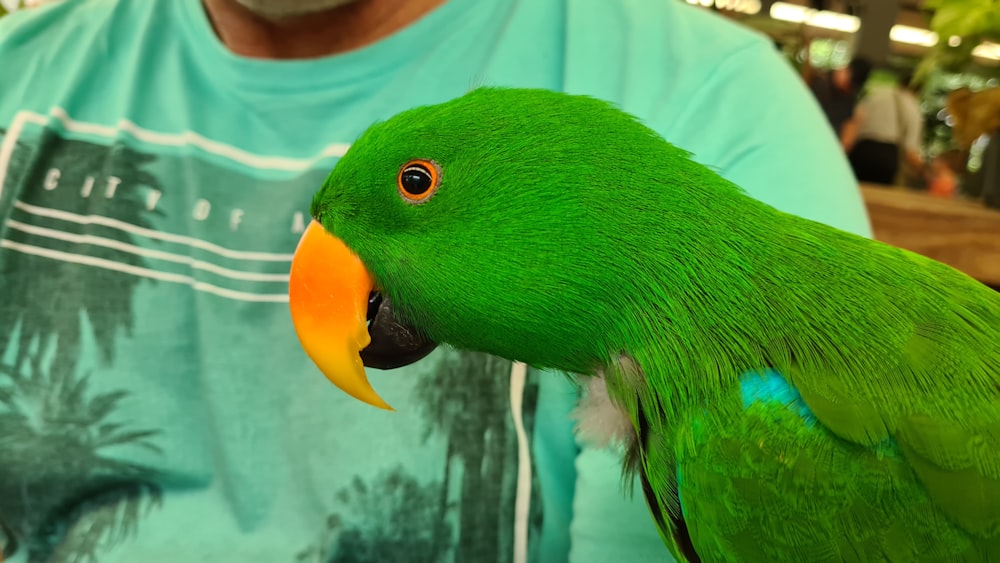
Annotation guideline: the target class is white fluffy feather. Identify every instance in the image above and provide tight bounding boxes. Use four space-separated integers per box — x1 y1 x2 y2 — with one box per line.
571 375 636 449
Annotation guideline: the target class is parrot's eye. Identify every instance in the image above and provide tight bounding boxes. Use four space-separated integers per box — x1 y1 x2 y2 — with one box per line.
397 159 441 203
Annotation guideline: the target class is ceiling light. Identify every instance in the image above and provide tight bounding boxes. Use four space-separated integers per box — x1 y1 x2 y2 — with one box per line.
890 25 939 47
973 42 1000 61
770 2 860 33
686 0 761 16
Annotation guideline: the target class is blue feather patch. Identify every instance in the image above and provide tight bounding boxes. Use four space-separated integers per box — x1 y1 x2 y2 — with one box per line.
739 369 817 426
676 369 898 519
678 369 816 518
738 369 898 452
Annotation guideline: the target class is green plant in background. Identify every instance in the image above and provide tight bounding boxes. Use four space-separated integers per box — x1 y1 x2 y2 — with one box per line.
919 0 1000 78
806 38 853 70
916 0 1000 199
923 71 999 161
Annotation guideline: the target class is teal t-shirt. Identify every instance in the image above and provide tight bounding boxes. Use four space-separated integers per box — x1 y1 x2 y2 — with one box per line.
0 1 871 562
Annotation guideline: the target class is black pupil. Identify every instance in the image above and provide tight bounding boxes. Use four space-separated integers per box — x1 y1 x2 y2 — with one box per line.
401 165 432 195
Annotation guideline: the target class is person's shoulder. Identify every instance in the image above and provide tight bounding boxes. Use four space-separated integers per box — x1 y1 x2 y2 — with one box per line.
560 0 783 120
614 0 773 58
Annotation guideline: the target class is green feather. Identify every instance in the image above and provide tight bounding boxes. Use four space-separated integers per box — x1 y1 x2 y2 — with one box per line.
312 87 1000 561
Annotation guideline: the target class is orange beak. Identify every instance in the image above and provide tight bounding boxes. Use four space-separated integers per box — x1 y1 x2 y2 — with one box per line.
289 220 392 410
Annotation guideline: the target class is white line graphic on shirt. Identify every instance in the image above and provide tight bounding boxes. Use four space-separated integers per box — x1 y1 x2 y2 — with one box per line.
0 111 48 199
0 108 358 302
12 200 294 262
45 107 352 170
2 202 293 302
0 239 288 303
5 219 290 283
0 108 351 198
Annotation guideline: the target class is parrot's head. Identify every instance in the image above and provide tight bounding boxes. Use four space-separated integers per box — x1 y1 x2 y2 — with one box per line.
289 87 738 409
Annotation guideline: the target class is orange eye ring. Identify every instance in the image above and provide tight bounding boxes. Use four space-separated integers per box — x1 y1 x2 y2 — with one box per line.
397 159 441 203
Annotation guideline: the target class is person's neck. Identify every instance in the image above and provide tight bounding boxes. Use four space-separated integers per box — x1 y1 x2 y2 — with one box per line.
202 0 446 59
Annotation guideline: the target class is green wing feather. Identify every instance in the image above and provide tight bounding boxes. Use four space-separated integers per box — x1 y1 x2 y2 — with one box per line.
785 228 1000 540
673 396 1000 562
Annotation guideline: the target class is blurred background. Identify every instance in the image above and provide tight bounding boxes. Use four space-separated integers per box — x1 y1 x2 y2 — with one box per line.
684 0 1000 291
706 1 1000 197
3 0 998 289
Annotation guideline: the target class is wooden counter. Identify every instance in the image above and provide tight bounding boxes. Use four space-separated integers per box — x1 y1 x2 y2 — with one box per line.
861 183 1000 288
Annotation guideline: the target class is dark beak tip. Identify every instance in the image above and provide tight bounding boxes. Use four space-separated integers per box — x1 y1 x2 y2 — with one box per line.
361 292 438 370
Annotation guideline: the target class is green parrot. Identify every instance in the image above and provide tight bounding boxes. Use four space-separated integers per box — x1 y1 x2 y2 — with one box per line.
287 87 1000 562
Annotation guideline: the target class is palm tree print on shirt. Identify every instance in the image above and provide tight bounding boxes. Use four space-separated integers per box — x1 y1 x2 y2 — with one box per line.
416 351 523 563
296 351 546 563
0 129 165 562
295 466 453 563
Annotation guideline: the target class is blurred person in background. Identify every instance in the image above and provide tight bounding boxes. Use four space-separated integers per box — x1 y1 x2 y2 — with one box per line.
0 0 870 561
848 70 926 186
805 51 874 152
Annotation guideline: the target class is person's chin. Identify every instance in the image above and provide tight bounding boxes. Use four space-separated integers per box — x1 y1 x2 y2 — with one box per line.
232 0 363 19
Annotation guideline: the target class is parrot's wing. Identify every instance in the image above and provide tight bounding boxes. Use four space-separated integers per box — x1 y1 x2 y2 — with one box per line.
790 320 1000 539
626 403 702 563
606 355 703 562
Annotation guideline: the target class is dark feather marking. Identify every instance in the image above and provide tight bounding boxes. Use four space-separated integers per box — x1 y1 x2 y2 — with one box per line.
617 353 701 561
630 403 702 563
